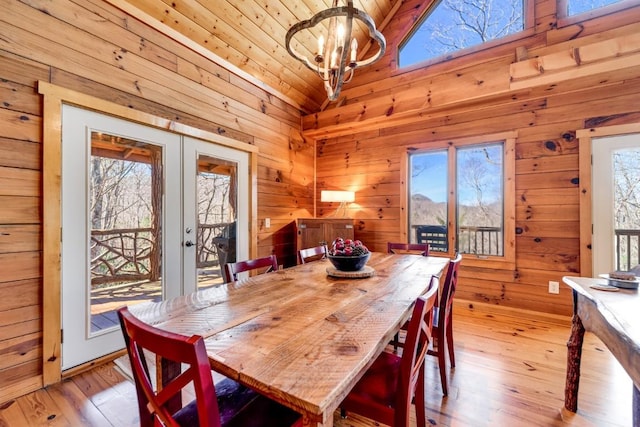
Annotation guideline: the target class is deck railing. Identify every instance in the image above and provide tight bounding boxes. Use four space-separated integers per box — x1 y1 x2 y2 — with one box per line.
615 228 640 271
459 226 503 256
413 224 502 256
90 222 233 286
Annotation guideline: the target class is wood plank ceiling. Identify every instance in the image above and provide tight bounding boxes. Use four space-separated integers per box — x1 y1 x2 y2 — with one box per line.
123 0 401 113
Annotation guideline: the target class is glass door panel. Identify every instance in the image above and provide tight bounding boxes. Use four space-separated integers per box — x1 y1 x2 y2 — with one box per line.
195 155 237 289
89 134 163 333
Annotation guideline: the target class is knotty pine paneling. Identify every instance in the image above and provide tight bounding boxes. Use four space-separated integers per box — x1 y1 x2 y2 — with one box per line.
0 0 309 403
313 1 640 318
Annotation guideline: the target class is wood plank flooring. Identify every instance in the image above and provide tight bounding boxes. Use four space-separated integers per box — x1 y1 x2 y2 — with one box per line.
0 303 632 426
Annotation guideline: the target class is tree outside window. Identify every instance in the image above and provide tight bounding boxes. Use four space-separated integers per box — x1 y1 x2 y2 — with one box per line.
399 0 525 68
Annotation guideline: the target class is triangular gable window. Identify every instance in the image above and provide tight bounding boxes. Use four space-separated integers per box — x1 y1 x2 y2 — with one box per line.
399 0 525 69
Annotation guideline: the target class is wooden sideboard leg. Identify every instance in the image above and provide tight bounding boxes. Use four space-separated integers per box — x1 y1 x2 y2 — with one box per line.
564 314 585 412
633 384 639 427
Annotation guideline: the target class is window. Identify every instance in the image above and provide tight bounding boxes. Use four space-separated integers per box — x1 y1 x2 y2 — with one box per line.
557 0 640 24
406 133 516 268
399 0 527 69
561 0 629 17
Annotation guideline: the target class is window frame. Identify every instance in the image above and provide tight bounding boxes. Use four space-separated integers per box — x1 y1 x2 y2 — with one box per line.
401 131 516 269
395 0 535 73
557 0 640 28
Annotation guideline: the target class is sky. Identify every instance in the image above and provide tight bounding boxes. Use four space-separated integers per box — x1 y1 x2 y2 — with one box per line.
411 144 503 205
399 0 623 68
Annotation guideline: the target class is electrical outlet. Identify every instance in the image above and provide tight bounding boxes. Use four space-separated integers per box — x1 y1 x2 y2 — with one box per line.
548 281 560 294
265 218 271 228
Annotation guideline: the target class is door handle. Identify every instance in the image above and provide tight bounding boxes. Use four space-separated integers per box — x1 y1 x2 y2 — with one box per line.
184 241 194 247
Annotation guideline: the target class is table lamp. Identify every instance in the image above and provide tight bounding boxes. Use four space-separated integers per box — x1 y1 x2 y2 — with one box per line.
321 190 354 217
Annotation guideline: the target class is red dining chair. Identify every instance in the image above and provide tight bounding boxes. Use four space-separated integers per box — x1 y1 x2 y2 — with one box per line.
428 252 462 396
117 306 302 427
387 242 430 256
339 278 438 427
298 245 327 264
388 242 429 351
223 254 278 283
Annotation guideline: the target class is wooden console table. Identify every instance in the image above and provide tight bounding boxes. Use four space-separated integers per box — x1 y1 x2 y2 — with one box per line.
562 276 639 425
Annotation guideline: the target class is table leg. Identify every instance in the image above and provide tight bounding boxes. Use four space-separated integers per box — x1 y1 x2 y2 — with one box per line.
158 355 182 414
564 314 585 412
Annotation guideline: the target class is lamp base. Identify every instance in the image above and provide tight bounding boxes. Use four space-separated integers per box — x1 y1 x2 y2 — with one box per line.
327 202 349 218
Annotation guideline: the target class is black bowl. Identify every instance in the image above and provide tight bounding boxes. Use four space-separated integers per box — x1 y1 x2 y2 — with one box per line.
327 252 371 271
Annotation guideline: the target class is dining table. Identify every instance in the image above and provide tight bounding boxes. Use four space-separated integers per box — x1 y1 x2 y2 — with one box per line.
130 252 449 427
562 276 639 426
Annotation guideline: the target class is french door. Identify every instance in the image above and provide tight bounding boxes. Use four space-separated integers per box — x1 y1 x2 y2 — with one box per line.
592 133 640 276
60 105 248 369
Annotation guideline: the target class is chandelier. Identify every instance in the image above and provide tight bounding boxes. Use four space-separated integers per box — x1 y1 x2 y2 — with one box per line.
285 0 386 102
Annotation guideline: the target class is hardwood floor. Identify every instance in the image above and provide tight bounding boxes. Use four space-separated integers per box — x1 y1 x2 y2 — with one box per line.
0 303 632 426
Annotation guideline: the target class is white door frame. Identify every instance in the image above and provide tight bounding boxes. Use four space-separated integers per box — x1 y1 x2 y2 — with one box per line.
40 81 258 384
591 133 640 276
577 123 640 277
60 105 182 369
182 137 249 294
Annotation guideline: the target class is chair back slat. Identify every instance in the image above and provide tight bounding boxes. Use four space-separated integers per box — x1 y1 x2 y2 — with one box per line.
298 245 327 264
118 307 220 427
439 252 462 328
387 242 430 256
223 254 278 283
396 278 438 425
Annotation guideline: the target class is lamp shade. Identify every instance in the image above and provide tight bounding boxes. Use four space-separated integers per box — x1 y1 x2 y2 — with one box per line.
321 190 355 203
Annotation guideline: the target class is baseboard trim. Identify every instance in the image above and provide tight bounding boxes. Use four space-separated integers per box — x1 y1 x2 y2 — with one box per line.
454 299 572 326
62 349 127 380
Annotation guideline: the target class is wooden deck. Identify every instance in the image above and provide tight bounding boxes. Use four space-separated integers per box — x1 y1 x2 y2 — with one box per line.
0 302 632 426
90 270 224 332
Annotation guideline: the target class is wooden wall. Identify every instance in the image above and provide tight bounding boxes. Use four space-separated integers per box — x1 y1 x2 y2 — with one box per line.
0 0 312 403
307 0 640 317
2 0 640 406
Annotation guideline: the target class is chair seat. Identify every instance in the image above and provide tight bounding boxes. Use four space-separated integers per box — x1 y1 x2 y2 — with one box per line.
342 351 401 424
224 393 303 427
340 284 438 427
118 306 301 427
174 377 301 427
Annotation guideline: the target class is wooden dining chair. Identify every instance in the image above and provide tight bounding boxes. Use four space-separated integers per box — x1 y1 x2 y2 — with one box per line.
428 252 462 396
387 242 430 256
117 306 302 427
298 245 327 264
388 242 429 351
339 279 438 427
223 254 278 283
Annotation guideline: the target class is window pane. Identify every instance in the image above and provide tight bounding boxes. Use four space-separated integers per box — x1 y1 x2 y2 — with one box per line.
409 150 449 252
89 134 162 334
399 0 524 68
456 143 504 256
565 0 624 16
613 148 640 270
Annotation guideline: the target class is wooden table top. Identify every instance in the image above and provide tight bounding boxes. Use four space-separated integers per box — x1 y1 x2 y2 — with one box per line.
131 252 449 426
562 276 640 388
